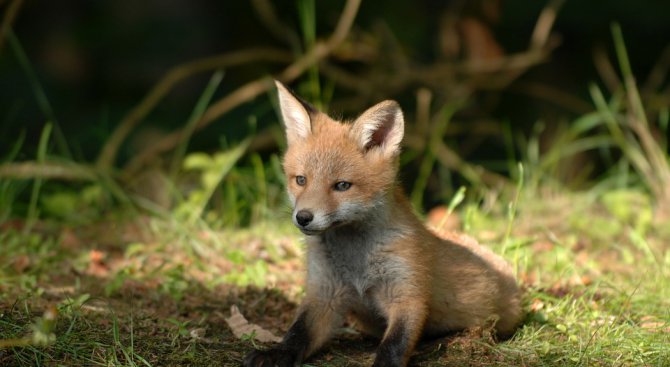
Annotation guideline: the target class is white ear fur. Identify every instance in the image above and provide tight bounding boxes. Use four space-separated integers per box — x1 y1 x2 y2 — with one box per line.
351 100 404 157
275 80 311 146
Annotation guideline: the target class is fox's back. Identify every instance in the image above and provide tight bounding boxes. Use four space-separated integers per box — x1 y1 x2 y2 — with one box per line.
426 232 522 337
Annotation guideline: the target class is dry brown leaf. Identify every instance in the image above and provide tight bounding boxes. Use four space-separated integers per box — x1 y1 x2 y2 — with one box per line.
89 249 106 263
86 249 110 277
640 316 670 333
12 255 30 273
225 305 281 343
426 206 461 233
529 298 545 312
459 17 504 61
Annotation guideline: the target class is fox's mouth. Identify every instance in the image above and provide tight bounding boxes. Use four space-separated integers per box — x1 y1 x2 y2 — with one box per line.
298 228 323 236
297 220 346 235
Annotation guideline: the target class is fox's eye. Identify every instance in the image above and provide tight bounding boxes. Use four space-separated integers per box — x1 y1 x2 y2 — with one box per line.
334 181 352 192
296 175 306 186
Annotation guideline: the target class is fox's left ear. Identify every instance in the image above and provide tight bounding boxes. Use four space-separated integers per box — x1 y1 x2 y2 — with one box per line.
351 100 404 157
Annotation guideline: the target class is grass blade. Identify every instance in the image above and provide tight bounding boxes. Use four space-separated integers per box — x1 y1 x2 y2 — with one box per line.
297 0 321 106
411 103 459 210
170 70 225 181
7 29 71 159
502 162 523 257
25 122 52 233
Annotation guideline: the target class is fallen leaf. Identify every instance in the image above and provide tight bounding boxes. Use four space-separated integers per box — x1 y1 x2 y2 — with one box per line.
12 255 30 273
86 250 109 277
426 206 461 232
225 305 281 343
90 250 106 263
640 316 670 333
531 241 554 252
529 298 545 312
459 17 504 61
60 227 82 250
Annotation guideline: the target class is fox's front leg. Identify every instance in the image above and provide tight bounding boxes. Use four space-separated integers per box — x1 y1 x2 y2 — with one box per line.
243 294 344 367
372 290 428 367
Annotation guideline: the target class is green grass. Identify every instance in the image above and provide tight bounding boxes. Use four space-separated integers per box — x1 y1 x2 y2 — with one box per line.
1 182 669 366
2 12 669 367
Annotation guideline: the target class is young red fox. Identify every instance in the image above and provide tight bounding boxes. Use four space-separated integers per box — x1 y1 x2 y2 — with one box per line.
243 81 522 367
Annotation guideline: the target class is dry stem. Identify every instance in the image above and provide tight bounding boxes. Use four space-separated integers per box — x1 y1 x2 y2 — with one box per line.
0 0 23 54
96 48 292 170
0 161 96 181
122 0 362 177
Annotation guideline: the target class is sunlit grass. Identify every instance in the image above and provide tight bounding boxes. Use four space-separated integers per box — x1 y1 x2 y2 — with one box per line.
1 179 669 366
1 11 669 367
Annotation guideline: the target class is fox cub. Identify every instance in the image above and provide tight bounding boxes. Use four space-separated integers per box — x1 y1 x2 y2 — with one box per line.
243 81 522 367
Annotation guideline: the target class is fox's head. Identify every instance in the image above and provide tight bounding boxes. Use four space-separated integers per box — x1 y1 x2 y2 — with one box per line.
275 81 405 235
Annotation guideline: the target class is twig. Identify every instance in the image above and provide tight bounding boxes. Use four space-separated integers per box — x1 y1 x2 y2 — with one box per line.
592 46 621 93
415 88 433 136
122 0 362 177
404 133 509 189
96 48 292 170
251 0 301 51
279 0 361 82
0 337 31 348
319 61 372 94
434 141 510 189
414 0 563 90
643 44 670 94
530 0 565 49
512 81 592 114
612 24 670 196
122 77 272 176
0 161 97 181
0 0 23 54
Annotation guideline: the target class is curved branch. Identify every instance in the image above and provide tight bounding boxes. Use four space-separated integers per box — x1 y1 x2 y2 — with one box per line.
0 161 96 181
0 0 23 54
530 0 566 49
122 0 362 177
96 48 292 171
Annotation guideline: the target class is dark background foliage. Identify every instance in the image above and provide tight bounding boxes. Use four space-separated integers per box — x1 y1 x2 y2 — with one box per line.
2 0 670 210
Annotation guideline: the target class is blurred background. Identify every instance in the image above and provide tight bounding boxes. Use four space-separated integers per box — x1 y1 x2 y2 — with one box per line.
1 0 670 220
2 2 670 365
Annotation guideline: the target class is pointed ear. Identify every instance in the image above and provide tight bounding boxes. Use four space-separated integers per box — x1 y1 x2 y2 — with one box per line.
275 80 315 146
351 100 405 157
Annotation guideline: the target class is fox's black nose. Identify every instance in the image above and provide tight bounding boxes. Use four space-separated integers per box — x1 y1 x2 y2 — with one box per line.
295 210 314 227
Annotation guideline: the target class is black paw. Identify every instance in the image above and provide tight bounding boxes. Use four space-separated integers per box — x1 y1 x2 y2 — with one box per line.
242 348 298 367
371 354 404 367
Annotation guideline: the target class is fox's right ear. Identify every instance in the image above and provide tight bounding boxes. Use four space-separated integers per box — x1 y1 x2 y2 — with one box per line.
275 80 314 146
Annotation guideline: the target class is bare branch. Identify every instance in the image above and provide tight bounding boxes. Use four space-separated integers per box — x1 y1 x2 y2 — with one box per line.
530 0 566 49
122 0 362 177
251 0 301 51
0 0 23 54
0 161 96 181
96 48 292 171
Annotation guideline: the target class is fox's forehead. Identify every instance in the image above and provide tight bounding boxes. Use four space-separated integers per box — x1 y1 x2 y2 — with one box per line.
284 118 364 178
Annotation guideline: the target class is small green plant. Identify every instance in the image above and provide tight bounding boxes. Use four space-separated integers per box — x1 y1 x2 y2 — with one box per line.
158 266 190 301
169 70 225 182
0 306 57 348
174 140 249 224
110 316 153 367
588 24 670 220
